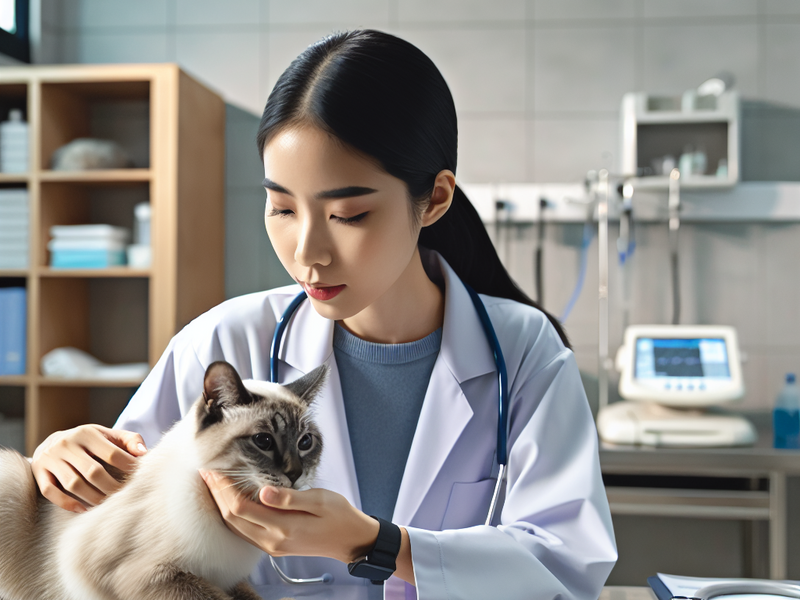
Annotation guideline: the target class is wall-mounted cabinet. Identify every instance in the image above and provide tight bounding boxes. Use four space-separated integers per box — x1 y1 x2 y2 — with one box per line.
620 90 740 190
0 65 225 455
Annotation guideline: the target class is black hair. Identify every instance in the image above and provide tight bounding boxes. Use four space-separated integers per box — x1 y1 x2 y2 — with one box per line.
256 29 570 348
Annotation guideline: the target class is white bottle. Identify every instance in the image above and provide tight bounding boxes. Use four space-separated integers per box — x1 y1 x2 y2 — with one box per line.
0 109 29 173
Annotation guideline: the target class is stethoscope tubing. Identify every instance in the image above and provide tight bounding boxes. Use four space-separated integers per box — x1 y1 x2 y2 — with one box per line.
690 581 800 600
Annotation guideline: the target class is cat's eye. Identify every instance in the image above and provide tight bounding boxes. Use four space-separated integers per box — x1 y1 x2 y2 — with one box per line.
298 433 313 452
252 432 274 451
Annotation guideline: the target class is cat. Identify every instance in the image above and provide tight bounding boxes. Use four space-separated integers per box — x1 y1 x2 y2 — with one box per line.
0 360 327 600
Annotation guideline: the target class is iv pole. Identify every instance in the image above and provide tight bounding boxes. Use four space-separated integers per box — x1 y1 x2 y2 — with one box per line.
597 169 611 411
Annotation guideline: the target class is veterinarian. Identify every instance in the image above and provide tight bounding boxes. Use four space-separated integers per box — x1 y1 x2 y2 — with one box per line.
30 30 617 600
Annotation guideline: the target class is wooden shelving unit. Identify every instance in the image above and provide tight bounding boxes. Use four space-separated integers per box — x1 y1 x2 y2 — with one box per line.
0 64 225 455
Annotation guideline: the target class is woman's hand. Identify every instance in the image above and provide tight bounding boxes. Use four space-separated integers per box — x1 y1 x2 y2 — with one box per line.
31 424 148 513
199 470 378 563
199 471 415 585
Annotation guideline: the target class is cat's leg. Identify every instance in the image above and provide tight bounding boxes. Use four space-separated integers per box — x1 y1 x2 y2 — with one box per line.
228 581 267 600
139 563 237 600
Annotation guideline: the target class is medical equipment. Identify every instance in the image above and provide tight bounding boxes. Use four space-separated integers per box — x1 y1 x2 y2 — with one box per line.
597 324 756 447
689 581 800 600
267 286 510 585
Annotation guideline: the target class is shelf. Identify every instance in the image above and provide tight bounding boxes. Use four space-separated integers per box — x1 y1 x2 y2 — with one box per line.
0 173 29 183
632 175 737 191
38 267 151 278
39 169 151 184
0 269 29 278
37 376 146 388
0 375 29 386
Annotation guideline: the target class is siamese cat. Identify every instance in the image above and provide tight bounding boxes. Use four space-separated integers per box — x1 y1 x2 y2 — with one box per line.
0 361 327 600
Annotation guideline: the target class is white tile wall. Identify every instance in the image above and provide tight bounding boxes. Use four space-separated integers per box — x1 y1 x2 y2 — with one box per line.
762 24 800 108
642 0 759 19
531 25 637 113
641 23 760 96
60 0 171 30
175 0 261 27
176 30 261 113
61 31 172 64
529 118 619 182
397 27 527 114
267 0 391 26
397 0 527 23
457 117 528 183
531 0 638 21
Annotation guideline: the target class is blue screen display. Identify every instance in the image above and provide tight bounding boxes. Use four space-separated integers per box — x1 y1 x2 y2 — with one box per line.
635 338 730 379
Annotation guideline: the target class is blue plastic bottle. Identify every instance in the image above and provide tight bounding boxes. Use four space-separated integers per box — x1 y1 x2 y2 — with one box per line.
774 373 800 449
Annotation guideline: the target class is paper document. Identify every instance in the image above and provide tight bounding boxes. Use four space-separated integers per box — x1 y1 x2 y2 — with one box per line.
653 573 800 600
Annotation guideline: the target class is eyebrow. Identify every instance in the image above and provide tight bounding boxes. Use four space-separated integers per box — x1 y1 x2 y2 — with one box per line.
262 178 378 200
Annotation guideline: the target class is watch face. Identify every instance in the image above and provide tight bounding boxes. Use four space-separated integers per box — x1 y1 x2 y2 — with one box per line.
348 560 394 581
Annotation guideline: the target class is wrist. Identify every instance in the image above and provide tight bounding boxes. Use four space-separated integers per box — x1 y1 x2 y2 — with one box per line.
342 511 380 563
347 516 402 584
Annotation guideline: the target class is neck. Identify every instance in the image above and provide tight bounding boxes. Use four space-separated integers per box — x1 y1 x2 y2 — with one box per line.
339 248 444 344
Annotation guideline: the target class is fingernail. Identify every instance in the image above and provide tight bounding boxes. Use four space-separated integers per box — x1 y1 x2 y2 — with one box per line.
261 485 279 502
198 469 208 481
74 504 87 514
137 443 147 454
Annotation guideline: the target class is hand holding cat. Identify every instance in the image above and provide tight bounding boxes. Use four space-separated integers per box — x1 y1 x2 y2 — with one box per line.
200 470 416 585
31 424 147 513
199 470 378 563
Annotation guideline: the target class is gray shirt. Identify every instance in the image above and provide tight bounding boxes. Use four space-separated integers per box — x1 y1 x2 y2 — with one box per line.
333 322 442 521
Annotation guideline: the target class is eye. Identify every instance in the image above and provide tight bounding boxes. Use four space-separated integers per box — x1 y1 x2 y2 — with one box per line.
252 433 274 451
331 212 368 225
298 433 313 451
267 207 294 218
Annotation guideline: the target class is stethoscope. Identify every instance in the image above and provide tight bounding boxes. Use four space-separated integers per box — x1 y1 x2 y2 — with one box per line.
267 284 509 585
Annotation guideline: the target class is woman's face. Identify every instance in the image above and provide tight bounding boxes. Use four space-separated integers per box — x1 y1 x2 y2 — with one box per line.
263 125 422 322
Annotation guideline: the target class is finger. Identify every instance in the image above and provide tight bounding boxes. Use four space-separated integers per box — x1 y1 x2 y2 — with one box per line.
106 428 148 457
33 466 88 513
259 486 326 516
45 457 108 506
84 427 141 473
69 452 124 497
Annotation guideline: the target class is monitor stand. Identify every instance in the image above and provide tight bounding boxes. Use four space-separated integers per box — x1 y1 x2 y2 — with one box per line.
597 400 757 447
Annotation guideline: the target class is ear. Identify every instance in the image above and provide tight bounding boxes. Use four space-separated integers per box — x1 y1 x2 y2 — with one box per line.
199 361 252 430
421 169 455 228
283 365 329 406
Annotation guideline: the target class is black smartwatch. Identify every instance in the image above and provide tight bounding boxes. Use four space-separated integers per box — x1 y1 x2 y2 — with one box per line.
347 516 401 585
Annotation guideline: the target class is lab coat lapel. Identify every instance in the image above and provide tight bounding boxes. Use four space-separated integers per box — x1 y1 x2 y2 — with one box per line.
392 358 472 525
392 253 497 525
274 296 361 508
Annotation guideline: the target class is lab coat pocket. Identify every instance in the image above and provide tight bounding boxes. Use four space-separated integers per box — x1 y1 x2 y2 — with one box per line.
440 478 496 530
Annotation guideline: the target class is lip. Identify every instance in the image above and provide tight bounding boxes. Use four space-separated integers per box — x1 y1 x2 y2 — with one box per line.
300 281 346 301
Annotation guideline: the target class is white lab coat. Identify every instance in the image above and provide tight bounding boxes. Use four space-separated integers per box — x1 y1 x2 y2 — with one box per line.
115 252 617 600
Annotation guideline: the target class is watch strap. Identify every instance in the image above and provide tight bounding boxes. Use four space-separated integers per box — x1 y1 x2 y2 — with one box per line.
347 516 401 584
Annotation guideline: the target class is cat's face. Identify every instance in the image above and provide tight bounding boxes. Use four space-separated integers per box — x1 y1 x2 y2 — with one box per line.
194 362 326 496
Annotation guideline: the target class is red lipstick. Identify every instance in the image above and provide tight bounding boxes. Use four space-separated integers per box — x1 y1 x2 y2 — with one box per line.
302 282 345 301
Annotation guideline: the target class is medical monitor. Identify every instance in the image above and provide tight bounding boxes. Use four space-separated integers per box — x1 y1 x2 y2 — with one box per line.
617 325 744 407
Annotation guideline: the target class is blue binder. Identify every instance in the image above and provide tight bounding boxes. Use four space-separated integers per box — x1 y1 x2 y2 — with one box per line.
0 287 26 375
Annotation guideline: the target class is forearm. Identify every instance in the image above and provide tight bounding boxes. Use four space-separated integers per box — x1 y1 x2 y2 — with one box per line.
394 527 415 585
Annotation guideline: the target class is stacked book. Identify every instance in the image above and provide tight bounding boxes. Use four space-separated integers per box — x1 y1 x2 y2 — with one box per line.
0 286 26 375
0 188 29 269
49 224 130 269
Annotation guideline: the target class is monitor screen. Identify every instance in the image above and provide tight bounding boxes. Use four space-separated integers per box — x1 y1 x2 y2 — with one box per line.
635 337 731 380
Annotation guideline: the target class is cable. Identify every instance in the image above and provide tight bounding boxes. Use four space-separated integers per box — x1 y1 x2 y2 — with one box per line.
534 198 547 305
559 220 594 323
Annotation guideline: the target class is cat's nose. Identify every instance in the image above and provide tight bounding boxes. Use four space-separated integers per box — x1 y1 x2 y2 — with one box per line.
284 458 303 486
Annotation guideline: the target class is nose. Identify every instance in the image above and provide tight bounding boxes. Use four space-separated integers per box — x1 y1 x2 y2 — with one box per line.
294 214 332 268
283 454 303 486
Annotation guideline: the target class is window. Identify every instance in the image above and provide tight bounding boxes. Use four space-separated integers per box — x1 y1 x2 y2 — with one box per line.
0 0 29 63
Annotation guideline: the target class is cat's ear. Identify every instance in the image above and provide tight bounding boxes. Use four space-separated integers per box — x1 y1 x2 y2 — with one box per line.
199 361 252 429
284 365 329 406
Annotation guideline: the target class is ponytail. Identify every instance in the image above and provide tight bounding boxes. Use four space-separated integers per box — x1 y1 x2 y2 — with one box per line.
421 186 571 348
